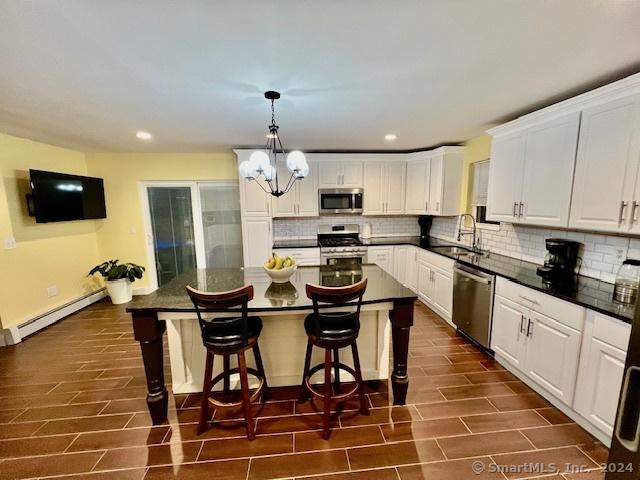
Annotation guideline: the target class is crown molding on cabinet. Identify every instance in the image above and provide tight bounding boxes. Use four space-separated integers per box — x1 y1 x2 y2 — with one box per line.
487 72 640 137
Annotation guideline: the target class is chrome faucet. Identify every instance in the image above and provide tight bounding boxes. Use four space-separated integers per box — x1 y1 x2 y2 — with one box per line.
456 213 481 252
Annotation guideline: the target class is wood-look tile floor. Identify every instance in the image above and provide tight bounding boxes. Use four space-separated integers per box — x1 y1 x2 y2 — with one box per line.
0 300 608 480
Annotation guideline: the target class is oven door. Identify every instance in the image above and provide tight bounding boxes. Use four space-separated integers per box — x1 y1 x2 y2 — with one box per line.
319 189 363 214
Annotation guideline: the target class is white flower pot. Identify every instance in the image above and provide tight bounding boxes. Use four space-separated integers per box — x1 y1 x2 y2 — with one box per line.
106 278 133 304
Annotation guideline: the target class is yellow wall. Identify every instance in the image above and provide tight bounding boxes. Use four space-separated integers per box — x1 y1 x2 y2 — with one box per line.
461 134 492 213
85 152 237 289
0 133 101 329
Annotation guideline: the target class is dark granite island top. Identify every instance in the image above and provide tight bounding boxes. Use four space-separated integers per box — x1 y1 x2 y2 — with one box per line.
127 264 417 313
127 264 418 425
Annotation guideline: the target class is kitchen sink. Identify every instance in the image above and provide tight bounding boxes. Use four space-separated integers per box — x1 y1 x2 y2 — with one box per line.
431 245 487 258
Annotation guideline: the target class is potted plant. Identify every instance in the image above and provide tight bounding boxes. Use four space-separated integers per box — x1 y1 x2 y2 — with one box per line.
89 260 145 304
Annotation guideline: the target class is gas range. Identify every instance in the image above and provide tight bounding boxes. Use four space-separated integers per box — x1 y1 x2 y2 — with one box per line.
318 224 368 262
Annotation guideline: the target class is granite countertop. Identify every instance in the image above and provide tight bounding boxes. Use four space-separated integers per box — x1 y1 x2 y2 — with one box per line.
272 235 634 323
127 264 417 313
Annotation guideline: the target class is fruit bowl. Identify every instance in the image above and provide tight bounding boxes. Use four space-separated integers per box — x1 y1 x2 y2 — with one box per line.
263 263 297 283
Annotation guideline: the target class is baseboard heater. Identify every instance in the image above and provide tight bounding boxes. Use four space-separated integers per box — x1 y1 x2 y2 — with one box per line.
1 288 107 346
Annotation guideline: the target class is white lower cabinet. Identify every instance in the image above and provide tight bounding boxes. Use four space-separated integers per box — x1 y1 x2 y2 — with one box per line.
574 310 631 441
367 246 394 275
491 295 528 370
416 249 454 324
272 248 320 266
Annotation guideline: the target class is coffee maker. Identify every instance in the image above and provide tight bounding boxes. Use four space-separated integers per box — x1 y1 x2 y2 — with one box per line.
418 216 433 248
536 238 581 285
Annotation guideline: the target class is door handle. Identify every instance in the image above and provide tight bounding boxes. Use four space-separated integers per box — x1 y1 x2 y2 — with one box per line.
436 201 440 212
518 202 524 218
631 201 639 225
519 314 525 334
425 201 428 212
614 366 640 452
619 201 628 225
513 202 518 217
526 318 533 337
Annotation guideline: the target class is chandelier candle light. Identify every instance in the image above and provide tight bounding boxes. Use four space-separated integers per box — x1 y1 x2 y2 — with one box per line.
238 91 308 197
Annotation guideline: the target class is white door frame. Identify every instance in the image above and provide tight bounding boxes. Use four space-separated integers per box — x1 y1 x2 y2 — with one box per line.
139 180 240 292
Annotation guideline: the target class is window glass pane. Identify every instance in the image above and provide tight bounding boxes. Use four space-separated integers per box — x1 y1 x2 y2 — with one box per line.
471 160 490 206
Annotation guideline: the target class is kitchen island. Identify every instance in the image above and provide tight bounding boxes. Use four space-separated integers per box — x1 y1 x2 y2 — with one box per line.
127 264 417 425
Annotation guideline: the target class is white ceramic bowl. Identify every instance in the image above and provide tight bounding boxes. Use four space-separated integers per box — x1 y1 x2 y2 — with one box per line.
263 263 297 283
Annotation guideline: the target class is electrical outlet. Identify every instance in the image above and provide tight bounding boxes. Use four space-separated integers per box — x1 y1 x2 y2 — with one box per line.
46 285 58 298
4 237 16 250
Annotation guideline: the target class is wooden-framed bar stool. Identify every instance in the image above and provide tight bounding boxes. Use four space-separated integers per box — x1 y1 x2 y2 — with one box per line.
186 285 268 441
299 278 369 439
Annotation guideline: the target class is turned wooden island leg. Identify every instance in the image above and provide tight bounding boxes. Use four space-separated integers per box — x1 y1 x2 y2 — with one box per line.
131 312 169 424
389 298 414 405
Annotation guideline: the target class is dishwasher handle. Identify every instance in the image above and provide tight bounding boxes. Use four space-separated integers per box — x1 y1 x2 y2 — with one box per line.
454 266 493 285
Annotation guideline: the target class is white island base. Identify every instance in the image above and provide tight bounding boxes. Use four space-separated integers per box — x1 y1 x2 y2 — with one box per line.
163 305 391 394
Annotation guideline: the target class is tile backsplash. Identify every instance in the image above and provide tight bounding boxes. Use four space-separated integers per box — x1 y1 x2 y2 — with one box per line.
431 217 640 283
273 215 420 239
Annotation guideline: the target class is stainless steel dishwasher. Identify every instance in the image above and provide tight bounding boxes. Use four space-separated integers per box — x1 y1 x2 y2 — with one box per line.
452 262 495 350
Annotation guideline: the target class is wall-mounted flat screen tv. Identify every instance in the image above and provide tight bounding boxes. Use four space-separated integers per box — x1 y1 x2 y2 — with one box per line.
29 169 107 223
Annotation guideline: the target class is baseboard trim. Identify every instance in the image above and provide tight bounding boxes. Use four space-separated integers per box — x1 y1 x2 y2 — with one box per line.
1 289 107 346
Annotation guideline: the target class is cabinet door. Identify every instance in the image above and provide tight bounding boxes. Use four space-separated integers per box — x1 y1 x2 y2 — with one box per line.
242 217 272 267
241 177 272 217
417 261 433 304
318 161 341 188
569 95 640 232
574 337 627 438
428 154 444 215
523 310 582 405
491 295 528 369
408 248 419 292
385 163 406 214
432 268 453 320
342 162 363 188
405 159 429 214
297 162 319 216
363 163 385 215
486 132 526 222
393 246 411 286
272 163 296 217
520 113 580 227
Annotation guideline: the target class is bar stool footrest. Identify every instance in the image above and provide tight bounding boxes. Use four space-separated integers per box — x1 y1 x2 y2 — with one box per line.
304 362 359 402
206 367 265 408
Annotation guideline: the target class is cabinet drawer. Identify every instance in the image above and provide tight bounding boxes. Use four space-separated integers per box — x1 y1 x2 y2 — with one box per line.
590 310 631 351
418 249 455 273
495 277 584 331
273 248 320 265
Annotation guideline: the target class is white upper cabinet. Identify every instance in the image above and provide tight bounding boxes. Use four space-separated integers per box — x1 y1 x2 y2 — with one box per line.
405 155 430 214
569 95 640 232
403 147 463 216
272 162 318 217
317 160 363 188
363 162 406 215
242 217 272 267
236 152 272 217
487 112 580 227
486 132 526 222
520 113 581 227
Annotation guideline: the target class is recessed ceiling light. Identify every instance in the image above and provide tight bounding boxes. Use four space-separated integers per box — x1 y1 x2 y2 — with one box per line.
136 131 153 140
384 133 397 141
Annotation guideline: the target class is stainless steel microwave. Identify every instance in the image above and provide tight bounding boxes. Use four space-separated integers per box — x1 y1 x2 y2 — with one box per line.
318 188 363 214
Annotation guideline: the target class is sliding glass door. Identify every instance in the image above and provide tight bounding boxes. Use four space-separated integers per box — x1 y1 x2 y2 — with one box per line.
144 182 243 288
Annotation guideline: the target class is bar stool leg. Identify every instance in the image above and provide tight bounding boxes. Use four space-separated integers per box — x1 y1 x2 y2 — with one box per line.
322 348 333 440
237 350 255 441
198 350 214 434
252 343 269 401
333 348 341 393
299 338 313 402
223 355 231 395
351 342 369 415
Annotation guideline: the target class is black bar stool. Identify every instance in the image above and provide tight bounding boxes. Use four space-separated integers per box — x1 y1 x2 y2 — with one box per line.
186 285 268 441
299 278 369 439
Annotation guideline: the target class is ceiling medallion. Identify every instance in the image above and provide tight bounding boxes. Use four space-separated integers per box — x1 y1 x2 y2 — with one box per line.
238 91 308 197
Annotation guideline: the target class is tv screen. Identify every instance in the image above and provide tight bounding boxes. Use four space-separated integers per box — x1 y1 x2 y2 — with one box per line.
29 170 107 223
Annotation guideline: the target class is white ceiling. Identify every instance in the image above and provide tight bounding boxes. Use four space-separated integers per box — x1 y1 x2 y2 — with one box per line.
1 1 639 152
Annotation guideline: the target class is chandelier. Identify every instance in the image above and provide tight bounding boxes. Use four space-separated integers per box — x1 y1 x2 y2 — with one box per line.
238 91 308 197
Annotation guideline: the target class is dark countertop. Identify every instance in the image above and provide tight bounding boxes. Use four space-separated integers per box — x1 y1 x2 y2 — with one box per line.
127 264 417 313
272 235 634 323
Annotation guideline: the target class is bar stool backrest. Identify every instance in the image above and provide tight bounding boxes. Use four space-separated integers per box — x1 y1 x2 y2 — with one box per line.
186 285 254 347
305 279 368 340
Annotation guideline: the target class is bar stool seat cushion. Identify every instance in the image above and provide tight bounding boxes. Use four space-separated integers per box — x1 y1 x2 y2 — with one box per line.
201 316 263 349
304 313 358 344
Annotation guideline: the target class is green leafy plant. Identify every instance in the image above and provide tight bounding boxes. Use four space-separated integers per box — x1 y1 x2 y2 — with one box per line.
89 260 145 283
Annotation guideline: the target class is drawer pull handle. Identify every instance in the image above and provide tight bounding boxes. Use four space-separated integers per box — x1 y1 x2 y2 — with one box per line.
519 295 540 305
